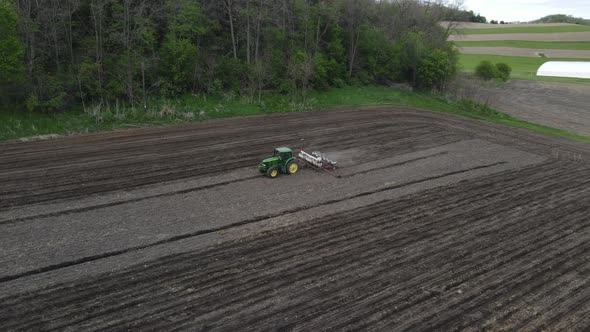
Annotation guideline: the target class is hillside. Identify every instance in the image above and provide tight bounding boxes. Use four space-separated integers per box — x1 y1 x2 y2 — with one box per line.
533 14 590 25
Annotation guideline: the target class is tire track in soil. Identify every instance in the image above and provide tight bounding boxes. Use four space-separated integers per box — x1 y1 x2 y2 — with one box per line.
5 165 558 331
1 108 589 331
392 209 590 331
0 150 451 225
0 163 576 304
0 122 455 209
5 180 590 330
20 165 547 328
0 164 544 312
0 161 506 284
4 163 536 314
1 164 588 331
474 262 590 331
161 182 590 331
0 129 458 210
224 179 589 331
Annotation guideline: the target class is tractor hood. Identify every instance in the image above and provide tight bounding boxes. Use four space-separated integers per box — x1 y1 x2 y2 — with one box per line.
262 157 279 164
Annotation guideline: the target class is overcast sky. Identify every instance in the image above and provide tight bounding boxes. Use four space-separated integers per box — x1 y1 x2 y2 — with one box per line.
461 0 590 22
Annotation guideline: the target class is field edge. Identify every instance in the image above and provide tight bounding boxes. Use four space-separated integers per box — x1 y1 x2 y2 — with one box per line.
2 86 589 145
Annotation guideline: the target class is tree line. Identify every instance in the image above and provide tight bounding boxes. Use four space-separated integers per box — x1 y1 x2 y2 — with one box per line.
0 0 458 112
440 7 486 24
533 14 590 25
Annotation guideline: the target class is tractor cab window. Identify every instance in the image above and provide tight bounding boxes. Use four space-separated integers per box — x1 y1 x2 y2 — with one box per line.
273 149 291 160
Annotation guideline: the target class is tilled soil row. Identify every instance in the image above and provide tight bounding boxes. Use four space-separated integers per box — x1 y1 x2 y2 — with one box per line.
0 162 562 308
0 112 462 209
0 159 509 284
1 107 590 331
2 106 588 210
0 127 457 209
448 31 590 41
1 162 589 331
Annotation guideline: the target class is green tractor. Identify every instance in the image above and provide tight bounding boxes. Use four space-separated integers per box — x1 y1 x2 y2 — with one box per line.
258 147 299 178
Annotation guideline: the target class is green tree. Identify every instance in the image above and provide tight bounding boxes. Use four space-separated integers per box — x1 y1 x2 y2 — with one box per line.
167 0 208 41
495 63 512 81
475 60 498 81
159 37 198 96
358 26 398 82
0 1 24 83
2 0 463 109
397 32 430 86
416 48 456 91
288 50 314 99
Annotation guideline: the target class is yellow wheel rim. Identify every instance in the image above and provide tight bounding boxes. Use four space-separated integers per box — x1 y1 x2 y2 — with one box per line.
289 163 298 174
270 169 278 177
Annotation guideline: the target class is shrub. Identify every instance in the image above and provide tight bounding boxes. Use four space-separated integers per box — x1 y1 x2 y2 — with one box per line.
475 60 498 81
416 48 458 91
475 61 512 82
495 63 512 81
159 36 198 96
25 93 39 112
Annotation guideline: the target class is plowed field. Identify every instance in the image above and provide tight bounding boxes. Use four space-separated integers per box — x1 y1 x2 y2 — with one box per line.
448 31 590 41
1 107 589 331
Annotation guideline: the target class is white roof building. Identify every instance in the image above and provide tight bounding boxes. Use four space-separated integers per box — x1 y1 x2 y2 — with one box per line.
537 61 590 79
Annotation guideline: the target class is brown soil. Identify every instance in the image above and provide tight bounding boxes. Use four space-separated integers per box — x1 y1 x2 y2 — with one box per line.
441 22 579 29
453 79 590 137
458 46 590 58
449 31 590 41
0 107 589 331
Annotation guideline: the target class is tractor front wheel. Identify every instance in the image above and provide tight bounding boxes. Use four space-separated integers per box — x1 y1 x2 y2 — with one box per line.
267 167 279 178
287 161 299 175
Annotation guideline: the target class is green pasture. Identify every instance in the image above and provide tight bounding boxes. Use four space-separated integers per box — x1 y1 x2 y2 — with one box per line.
458 54 590 83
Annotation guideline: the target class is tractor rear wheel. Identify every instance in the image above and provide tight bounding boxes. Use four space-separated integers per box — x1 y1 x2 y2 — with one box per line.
267 167 279 178
287 161 299 175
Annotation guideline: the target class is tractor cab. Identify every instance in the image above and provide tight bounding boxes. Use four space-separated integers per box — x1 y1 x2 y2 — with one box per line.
258 147 299 178
273 147 293 160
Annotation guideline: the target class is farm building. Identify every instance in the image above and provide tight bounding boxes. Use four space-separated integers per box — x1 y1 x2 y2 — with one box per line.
537 61 590 79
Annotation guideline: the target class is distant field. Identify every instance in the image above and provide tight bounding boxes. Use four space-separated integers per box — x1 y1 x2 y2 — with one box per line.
458 54 590 83
457 47 590 59
456 25 590 34
449 31 590 42
451 20 590 84
454 40 590 50
441 22 578 29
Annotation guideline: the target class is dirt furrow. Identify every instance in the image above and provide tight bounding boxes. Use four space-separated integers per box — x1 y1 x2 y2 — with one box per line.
3 165 588 330
1 107 589 331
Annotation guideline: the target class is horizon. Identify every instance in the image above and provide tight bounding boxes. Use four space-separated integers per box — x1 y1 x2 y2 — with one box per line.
462 0 590 23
